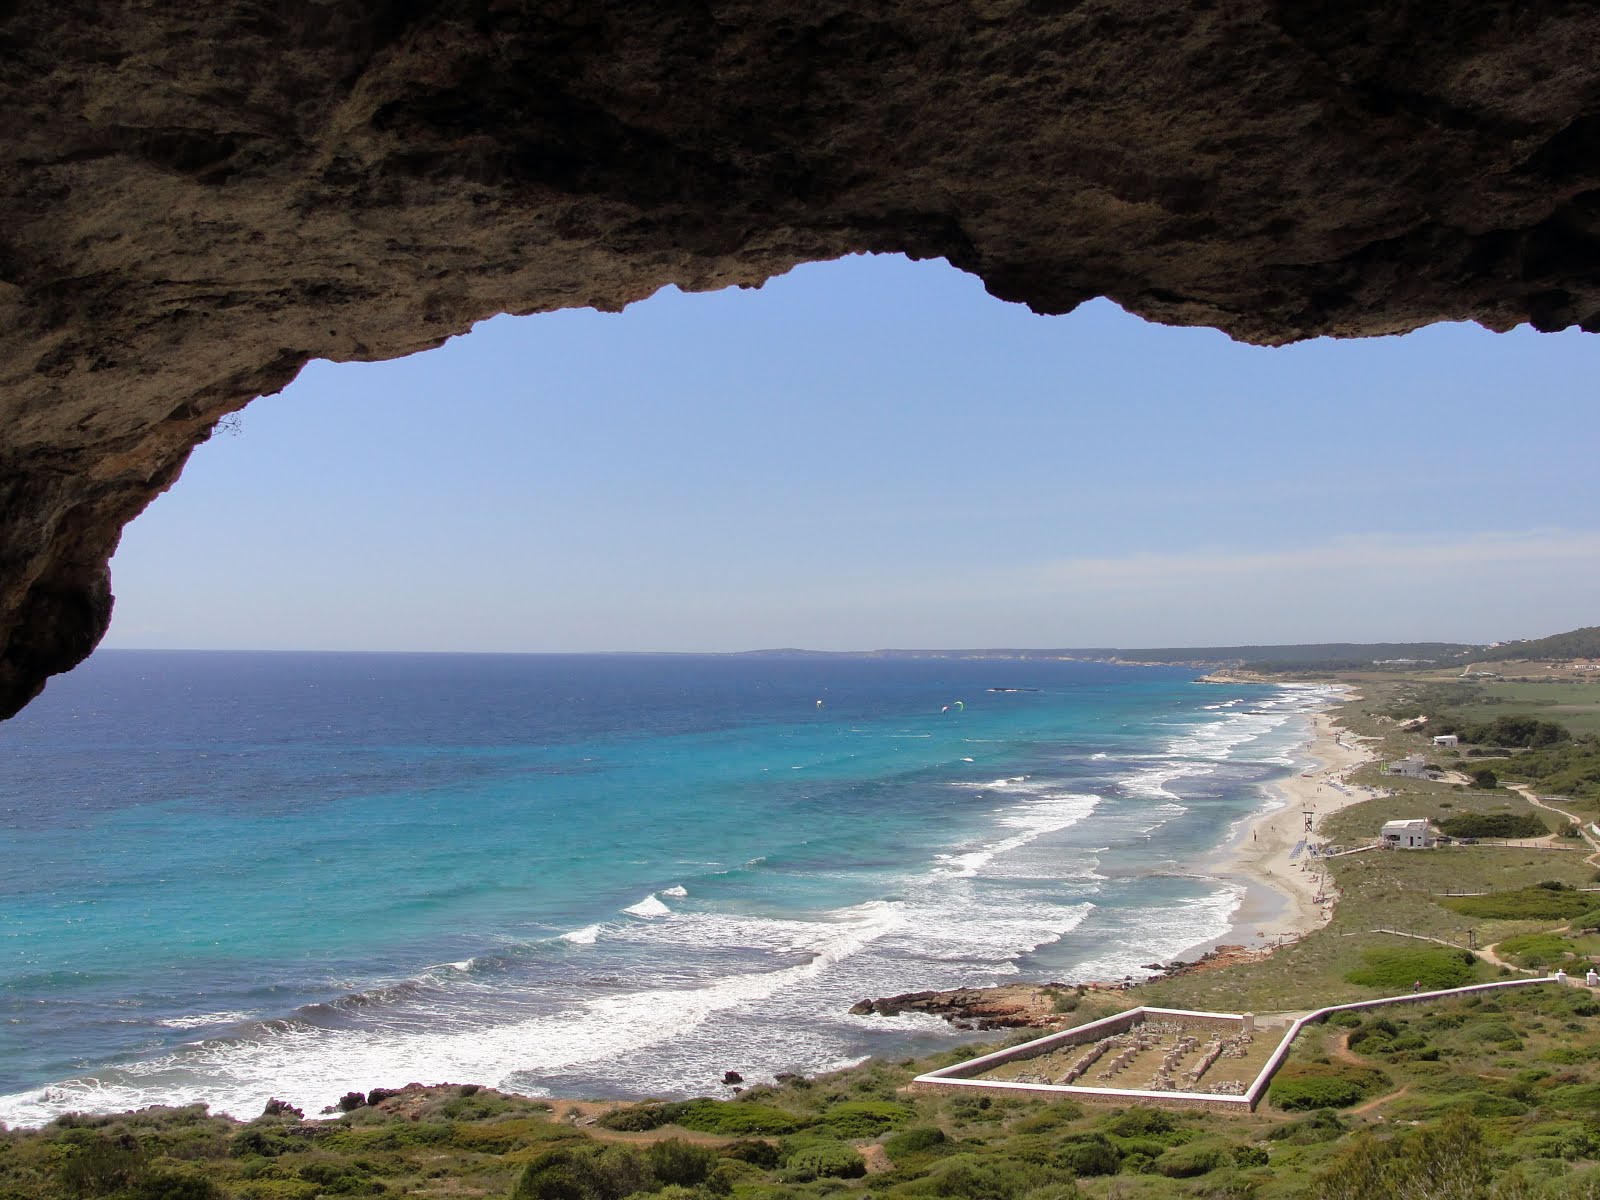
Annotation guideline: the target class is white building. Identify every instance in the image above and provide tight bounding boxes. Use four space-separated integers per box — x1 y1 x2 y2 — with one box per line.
1381 818 1435 849
1432 734 1459 748
1386 754 1439 780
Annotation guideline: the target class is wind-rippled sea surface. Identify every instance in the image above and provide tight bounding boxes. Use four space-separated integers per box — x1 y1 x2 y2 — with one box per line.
0 651 1334 1124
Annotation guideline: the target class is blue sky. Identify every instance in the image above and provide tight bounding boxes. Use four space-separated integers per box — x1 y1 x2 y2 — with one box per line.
104 253 1600 652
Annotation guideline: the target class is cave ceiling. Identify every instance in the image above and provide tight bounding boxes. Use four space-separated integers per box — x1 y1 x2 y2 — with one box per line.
3 0 1599 717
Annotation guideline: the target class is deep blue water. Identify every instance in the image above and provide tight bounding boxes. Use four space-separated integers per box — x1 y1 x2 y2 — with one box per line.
0 651 1330 1123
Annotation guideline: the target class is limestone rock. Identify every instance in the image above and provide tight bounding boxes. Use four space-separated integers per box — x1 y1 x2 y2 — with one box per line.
5 1 1600 714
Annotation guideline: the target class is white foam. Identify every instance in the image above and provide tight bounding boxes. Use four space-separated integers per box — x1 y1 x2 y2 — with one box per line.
156 1011 256 1031
559 924 601 945
623 894 671 917
661 885 688 897
935 789 1101 878
1065 884 1244 982
0 902 908 1127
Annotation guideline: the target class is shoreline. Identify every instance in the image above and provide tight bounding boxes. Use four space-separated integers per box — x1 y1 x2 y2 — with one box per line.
1179 691 1376 964
848 687 1382 1027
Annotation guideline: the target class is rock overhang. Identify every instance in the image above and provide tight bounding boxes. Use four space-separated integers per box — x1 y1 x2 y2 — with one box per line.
3 0 1599 716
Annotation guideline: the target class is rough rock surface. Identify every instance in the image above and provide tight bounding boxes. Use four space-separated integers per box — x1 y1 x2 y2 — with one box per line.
851 985 1070 1029
4 1 1600 715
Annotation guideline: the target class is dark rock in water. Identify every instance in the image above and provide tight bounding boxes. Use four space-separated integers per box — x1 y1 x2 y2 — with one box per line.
336 1091 366 1112
722 1070 743 1085
851 985 1064 1030
261 1098 303 1119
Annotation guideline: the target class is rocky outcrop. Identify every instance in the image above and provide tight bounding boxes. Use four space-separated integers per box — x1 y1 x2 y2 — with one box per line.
851 985 1069 1029
5 1 1600 714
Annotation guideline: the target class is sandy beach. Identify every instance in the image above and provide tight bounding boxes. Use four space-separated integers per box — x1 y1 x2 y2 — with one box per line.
1199 696 1378 954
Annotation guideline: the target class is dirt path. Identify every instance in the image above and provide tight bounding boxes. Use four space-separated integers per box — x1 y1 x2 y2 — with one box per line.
544 1101 742 1148
1512 785 1600 869
1351 1084 1411 1116
1330 1032 1413 1115
1473 941 1536 974
1328 1031 1364 1066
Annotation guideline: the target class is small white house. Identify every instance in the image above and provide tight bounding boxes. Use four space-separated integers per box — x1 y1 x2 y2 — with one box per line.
1386 754 1439 780
1432 734 1460 748
1381 818 1435 849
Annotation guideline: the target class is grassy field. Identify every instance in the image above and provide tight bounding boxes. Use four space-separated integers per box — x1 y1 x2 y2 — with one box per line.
1449 682 1600 739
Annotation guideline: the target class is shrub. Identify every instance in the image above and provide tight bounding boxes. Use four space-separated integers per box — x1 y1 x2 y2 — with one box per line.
1057 1133 1121 1177
512 1144 653 1200
1346 1017 1399 1051
1496 932 1577 968
54 1134 147 1198
1344 946 1476 991
675 1100 802 1136
1310 1112 1489 1200
1438 812 1545 838
1019 1186 1082 1200
231 1127 294 1158
1104 1107 1176 1138
1233 1144 1269 1167
921 1156 1066 1199
514 1154 586 1200
817 1100 914 1137
1009 1101 1082 1133
1266 1110 1346 1144
721 1140 781 1169
1541 1083 1600 1113
647 1140 717 1188
1269 1063 1390 1111
1460 1092 1528 1117
596 1103 687 1132
126 1170 226 1200
780 1143 864 1182
1154 1143 1225 1178
884 1126 948 1162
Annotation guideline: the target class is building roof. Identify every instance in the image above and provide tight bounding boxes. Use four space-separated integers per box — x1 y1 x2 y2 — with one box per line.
1381 819 1431 832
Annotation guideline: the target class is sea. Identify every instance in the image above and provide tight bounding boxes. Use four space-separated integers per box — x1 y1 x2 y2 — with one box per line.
0 651 1336 1126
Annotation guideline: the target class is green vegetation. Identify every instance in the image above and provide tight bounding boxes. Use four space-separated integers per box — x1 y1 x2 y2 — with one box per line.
1441 884 1597 921
1438 812 1547 838
1433 715 1573 748
1501 741 1600 805
1494 932 1584 970
1269 1062 1390 1110
1480 626 1600 662
29 985 1600 1200
1345 945 1477 991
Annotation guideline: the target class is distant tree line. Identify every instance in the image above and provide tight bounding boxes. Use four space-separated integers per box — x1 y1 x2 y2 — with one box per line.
1431 714 1572 748
1478 625 1600 662
1437 812 1547 839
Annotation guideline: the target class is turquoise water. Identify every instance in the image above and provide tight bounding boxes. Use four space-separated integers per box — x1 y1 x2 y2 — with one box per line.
0 652 1330 1123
